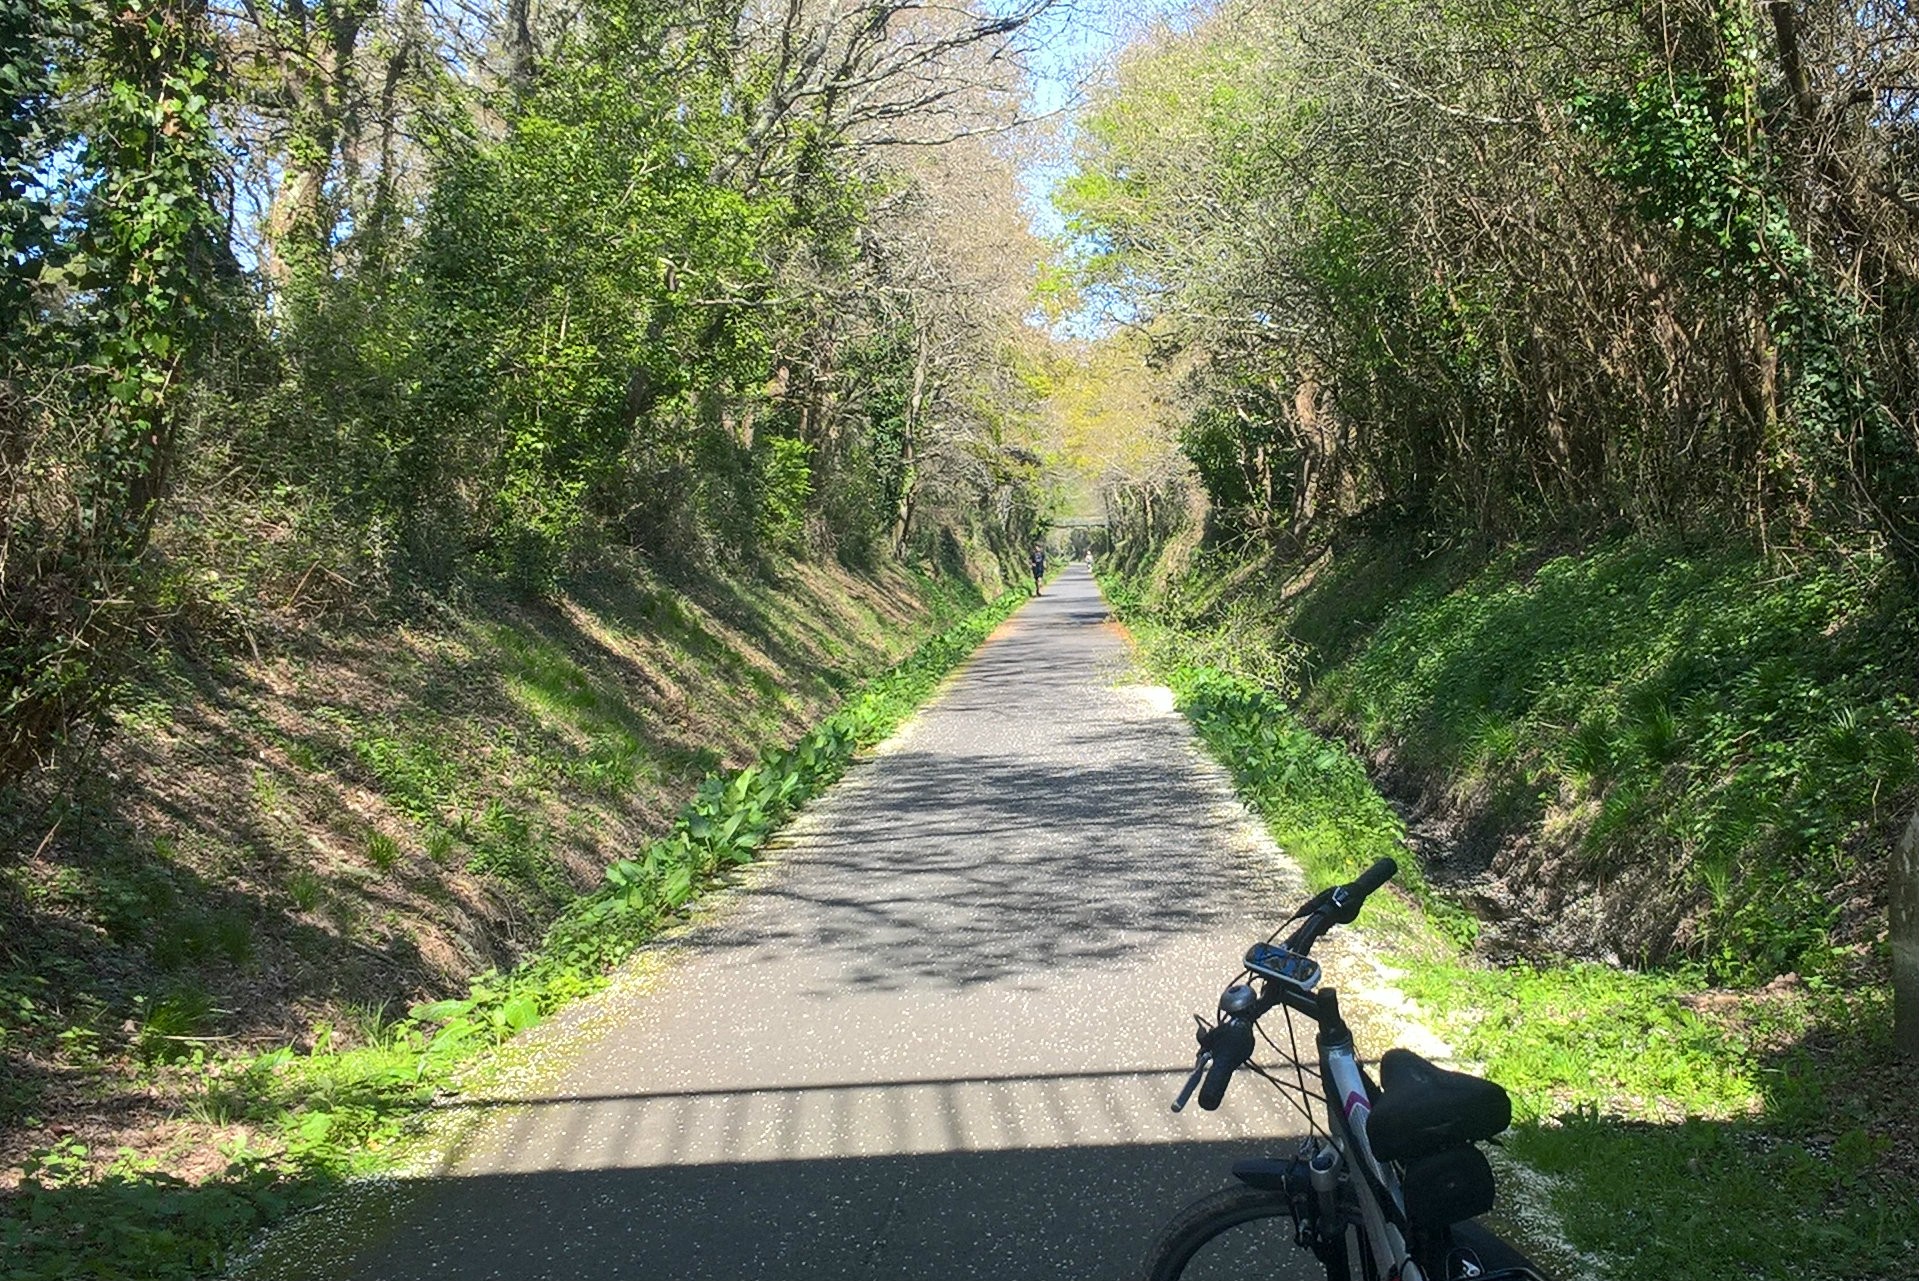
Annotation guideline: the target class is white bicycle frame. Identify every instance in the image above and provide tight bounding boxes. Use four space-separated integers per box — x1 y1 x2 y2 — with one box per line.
1320 1035 1426 1281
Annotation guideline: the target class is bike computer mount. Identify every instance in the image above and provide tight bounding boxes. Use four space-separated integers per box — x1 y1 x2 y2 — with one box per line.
1244 941 1321 990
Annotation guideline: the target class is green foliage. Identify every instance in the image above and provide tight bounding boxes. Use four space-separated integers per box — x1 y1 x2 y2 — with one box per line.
1517 1106 1917 1279
845 325 917 519
386 19 790 577
1060 0 1919 564
1401 961 1757 1120
1124 535 1918 980
1313 540 1915 977
757 437 814 552
249 0 993 593
134 987 214 1065
1435 966 1911 1273
0 1158 302 1281
285 870 323 913
1 0 226 782
364 833 400 873
1573 64 1918 546
0 0 68 338
5 0 1054 788
1409 963 1919 1278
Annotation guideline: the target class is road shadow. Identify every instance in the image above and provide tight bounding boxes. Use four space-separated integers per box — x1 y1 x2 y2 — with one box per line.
243 1136 1321 1281
11 1017 1913 1281
660 569 1291 992
711 731 1289 991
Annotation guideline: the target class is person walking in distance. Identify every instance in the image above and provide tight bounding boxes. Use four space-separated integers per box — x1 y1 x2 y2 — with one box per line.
1030 541 1047 596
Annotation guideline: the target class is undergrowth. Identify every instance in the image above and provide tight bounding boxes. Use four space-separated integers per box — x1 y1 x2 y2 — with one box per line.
1133 538 1919 980
0 586 1027 1281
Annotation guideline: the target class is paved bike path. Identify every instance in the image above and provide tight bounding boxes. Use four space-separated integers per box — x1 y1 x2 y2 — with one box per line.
284 565 1321 1279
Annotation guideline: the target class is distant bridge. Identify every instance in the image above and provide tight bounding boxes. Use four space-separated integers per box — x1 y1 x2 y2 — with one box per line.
1047 516 1108 529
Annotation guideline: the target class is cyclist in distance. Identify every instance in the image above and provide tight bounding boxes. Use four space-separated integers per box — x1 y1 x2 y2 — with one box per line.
1030 541 1047 595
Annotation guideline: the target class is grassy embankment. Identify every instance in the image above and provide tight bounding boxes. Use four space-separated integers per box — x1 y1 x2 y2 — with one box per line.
1104 535 1918 1280
0 554 1026 1279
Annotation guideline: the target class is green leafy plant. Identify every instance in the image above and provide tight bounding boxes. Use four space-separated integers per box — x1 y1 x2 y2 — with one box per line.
758 437 814 551
0 0 227 785
365 833 401 872
134 988 215 1065
286 870 324 913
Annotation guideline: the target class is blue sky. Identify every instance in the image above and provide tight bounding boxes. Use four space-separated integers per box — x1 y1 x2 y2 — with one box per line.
1016 1 1201 240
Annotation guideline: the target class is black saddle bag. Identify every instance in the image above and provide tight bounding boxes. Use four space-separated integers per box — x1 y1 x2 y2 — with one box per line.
1401 1143 1496 1229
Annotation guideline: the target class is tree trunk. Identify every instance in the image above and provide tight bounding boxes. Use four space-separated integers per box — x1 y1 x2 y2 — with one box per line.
891 325 928 553
1895 801 1919 1060
506 0 536 97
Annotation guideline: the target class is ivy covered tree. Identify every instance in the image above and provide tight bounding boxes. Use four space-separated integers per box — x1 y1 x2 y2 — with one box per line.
2 0 225 778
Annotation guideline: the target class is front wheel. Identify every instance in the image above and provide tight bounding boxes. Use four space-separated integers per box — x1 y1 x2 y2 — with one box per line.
1142 1184 1369 1281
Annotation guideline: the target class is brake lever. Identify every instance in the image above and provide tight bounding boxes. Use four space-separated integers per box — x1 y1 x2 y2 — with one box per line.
1171 1051 1211 1113
1172 1013 1217 1112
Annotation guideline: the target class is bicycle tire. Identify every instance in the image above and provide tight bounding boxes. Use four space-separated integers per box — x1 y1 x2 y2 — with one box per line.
1142 1184 1371 1281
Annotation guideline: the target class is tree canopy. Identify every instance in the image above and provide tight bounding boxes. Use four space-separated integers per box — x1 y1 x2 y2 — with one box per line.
2 0 1066 780
1058 0 1919 559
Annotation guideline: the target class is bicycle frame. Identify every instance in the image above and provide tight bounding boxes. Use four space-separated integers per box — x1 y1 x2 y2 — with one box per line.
1319 1029 1423 1281
1160 860 1545 1281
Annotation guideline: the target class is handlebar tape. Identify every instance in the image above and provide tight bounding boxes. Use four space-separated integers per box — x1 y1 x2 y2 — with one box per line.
1196 1018 1257 1111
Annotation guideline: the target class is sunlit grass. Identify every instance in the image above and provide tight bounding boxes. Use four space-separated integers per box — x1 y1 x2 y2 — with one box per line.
1128 538 1919 981
1107 555 1919 1281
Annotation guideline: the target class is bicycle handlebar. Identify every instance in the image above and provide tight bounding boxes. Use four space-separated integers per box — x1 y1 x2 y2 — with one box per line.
1282 857 1398 951
1171 1055 1208 1112
1174 857 1399 1113
1346 856 1397 905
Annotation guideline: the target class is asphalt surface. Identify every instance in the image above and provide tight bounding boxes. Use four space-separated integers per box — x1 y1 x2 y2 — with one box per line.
290 565 1322 1280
